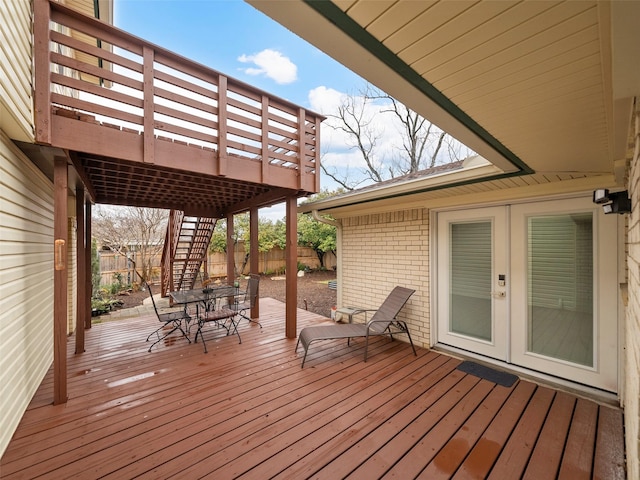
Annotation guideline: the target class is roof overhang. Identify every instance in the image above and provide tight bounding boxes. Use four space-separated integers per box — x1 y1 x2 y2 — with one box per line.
249 0 640 183
299 156 503 213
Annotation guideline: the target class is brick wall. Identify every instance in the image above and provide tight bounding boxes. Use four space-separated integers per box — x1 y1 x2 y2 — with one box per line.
340 208 429 347
626 101 640 479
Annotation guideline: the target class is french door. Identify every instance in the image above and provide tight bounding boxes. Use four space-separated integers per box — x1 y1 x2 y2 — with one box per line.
436 207 508 360
436 197 619 391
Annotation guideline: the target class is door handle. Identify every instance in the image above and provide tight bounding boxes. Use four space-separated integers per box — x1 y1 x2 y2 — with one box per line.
491 291 506 298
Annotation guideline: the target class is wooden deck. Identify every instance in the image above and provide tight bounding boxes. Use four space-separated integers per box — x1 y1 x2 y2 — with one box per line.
1 298 625 479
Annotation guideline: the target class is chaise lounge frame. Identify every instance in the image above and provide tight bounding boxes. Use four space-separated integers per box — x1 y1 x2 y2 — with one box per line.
295 286 417 367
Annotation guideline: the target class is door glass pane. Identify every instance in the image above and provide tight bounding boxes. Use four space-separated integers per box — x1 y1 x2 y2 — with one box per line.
450 221 492 341
527 213 593 366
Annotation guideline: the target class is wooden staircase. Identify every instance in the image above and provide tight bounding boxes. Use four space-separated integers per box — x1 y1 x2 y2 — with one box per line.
161 210 217 296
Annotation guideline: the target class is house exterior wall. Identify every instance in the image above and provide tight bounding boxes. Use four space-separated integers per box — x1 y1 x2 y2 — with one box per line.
340 208 429 347
625 101 640 480
0 131 54 456
0 0 94 457
0 0 34 143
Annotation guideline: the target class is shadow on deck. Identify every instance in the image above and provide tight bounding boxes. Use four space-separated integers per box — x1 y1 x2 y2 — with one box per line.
0 298 625 478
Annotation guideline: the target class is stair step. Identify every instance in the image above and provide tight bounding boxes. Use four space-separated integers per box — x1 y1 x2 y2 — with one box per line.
163 211 218 294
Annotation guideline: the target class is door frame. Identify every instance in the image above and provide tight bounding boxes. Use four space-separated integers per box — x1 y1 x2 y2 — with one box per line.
435 206 509 360
431 194 620 393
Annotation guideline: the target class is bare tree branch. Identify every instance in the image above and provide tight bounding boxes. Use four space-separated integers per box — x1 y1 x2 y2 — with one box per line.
320 82 475 188
93 206 168 283
430 131 447 168
320 162 355 191
325 88 385 187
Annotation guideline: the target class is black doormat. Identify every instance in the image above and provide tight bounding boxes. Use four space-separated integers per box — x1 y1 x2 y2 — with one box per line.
456 361 518 387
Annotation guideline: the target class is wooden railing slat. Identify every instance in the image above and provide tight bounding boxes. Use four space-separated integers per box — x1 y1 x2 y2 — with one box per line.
51 51 143 92
51 93 142 126
51 6 144 57
154 103 217 132
51 73 143 110
155 121 218 147
50 30 143 75
154 69 219 103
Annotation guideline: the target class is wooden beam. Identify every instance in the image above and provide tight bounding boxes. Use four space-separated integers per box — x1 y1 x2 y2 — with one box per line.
315 115 322 193
168 213 175 294
68 151 97 202
142 46 155 165
218 75 228 176
33 0 51 144
250 206 259 319
226 212 235 284
75 187 86 354
54 157 68 404
85 201 92 329
285 196 297 338
221 188 294 216
297 108 305 190
261 96 269 184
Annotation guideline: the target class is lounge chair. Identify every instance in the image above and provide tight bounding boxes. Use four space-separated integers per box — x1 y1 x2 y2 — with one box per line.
296 286 417 367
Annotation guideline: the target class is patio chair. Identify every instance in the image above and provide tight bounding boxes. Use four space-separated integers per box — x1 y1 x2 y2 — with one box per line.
231 275 261 328
295 286 416 367
195 305 240 353
145 282 192 352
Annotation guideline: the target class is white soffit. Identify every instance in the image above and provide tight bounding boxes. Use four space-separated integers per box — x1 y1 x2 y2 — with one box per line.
249 0 639 178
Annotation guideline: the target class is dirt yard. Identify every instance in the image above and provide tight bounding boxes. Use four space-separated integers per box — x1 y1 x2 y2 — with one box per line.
115 270 337 318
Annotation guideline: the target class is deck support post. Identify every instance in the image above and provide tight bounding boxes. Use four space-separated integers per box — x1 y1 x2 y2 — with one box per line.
75 187 86 354
218 75 228 176
34 0 51 144
227 212 235 284
297 108 305 190
261 96 269 184
314 116 322 192
142 46 155 165
250 206 259 319
285 196 297 338
85 201 92 329
169 211 176 295
54 156 68 405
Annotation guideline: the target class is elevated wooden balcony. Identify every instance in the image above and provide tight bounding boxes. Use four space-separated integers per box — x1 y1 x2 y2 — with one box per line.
33 0 323 215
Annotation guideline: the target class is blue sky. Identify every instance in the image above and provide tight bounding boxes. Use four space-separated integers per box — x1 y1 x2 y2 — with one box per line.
114 0 362 116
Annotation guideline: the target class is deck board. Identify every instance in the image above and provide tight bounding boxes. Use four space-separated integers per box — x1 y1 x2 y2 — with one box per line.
0 298 625 479
419 383 513 479
523 391 576 480
558 398 599 479
488 386 555 479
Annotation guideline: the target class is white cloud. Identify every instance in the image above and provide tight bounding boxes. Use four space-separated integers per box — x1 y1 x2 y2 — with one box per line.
308 86 343 114
238 49 297 85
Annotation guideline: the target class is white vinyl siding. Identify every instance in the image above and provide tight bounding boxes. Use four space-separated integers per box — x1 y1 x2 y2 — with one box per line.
0 132 54 457
0 0 34 142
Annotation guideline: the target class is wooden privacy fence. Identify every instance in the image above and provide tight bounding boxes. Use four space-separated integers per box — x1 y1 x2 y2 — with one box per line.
98 246 336 286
